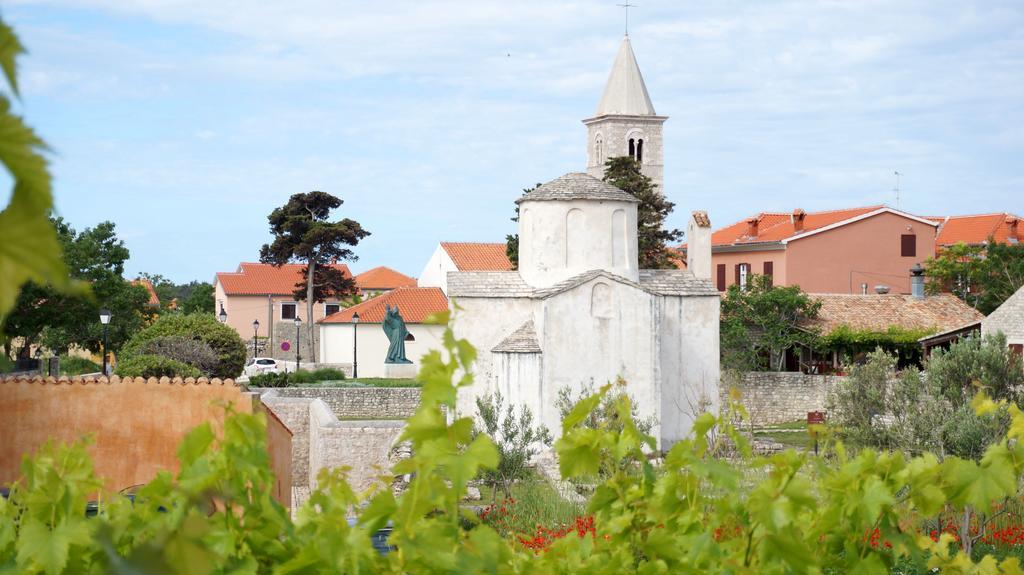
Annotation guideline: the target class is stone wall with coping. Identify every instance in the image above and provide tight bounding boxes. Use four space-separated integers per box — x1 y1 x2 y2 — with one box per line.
720 372 845 426
308 401 404 493
252 386 421 420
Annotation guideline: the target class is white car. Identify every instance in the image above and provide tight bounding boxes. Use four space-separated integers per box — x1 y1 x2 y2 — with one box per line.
244 357 280 377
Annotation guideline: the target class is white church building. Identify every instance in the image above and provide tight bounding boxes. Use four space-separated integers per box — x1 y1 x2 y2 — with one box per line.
447 36 721 447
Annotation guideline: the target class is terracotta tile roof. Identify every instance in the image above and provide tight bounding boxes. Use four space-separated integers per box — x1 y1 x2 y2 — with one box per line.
801 294 985 334
441 242 513 271
319 287 448 324
710 206 886 246
216 262 352 296
131 279 160 307
355 266 417 290
934 213 1022 246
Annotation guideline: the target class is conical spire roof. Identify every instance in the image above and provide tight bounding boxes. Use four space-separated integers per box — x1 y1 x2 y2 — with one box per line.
594 36 656 117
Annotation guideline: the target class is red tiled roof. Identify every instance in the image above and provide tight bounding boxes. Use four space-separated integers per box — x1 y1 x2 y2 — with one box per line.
216 262 352 296
355 266 417 290
934 213 1022 246
802 293 985 334
132 279 160 307
710 206 885 246
319 287 448 324
441 242 513 271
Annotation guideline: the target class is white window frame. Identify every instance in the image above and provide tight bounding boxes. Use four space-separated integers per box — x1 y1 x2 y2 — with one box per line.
739 264 749 291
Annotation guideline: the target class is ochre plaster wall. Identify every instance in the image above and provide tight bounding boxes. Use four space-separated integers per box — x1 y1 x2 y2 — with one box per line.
0 376 289 508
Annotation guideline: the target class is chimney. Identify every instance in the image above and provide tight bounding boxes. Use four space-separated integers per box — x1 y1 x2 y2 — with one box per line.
792 209 806 232
910 263 925 298
1007 217 1019 243
687 211 713 281
745 217 759 238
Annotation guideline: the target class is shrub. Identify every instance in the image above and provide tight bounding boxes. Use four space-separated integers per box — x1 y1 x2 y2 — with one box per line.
58 356 101 376
248 367 347 388
942 402 1008 461
135 335 219 374
927 333 1024 407
115 354 202 379
472 391 552 499
120 313 246 378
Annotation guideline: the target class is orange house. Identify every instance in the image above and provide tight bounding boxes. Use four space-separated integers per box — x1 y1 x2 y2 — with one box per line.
684 206 939 294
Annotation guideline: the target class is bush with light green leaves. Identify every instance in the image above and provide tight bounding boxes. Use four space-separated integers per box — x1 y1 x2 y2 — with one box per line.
7 317 1024 572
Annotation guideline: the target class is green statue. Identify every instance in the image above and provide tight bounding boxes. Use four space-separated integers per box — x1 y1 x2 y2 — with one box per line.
383 304 412 364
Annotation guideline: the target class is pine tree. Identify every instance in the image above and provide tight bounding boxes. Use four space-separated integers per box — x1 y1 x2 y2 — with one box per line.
602 157 684 269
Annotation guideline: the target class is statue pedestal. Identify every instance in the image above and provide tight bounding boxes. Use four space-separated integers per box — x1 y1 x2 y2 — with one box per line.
384 363 417 380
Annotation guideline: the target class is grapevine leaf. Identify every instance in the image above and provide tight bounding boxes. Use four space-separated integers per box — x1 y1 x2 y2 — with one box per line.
0 18 24 96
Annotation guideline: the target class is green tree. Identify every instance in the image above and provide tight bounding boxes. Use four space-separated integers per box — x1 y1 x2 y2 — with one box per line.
3 218 151 359
925 241 1024 313
0 18 69 330
260 192 369 363
602 156 683 269
719 274 821 371
926 332 1024 407
179 281 215 314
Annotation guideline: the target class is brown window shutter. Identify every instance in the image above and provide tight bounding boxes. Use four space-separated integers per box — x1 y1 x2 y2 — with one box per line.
901 234 916 257
716 264 726 291
1011 344 1023 360
763 261 774 287
735 264 741 285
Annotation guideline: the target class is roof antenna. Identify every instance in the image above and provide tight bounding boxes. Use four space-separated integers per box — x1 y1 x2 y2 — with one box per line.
893 171 901 210
617 3 636 36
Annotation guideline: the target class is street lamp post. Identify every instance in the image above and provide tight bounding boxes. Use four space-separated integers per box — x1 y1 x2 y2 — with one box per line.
99 308 111 376
352 312 360 379
218 304 228 323
252 319 260 358
294 316 302 372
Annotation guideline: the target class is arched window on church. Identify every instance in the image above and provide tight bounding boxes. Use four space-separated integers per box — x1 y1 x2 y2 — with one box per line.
628 138 635 159
595 136 604 165
636 139 644 163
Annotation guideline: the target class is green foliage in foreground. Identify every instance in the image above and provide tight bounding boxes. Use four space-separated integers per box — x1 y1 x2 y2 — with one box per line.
8 315 1024 573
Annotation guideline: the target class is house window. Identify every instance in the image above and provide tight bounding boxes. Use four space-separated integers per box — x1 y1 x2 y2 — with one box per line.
763 261 774 287
901 234 916 257
405 332 416 342
736 263 749 290
281 302 296 320
716 264 726 292
325 303 341 316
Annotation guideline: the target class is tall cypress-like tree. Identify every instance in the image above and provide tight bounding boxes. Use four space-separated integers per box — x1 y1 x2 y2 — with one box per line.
260 192 369 363
602 157 684 269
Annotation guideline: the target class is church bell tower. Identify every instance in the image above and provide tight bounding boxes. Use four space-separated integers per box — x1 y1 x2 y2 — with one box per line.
584 35 667 191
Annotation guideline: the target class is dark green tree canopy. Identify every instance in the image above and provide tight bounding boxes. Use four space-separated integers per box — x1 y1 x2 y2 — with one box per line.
3 218 151 358
601 157 683 269
719 274 821 371
259 191 369 302
925 240 1024 314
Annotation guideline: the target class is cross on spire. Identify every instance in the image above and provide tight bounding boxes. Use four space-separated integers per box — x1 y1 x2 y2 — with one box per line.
617 3 637 36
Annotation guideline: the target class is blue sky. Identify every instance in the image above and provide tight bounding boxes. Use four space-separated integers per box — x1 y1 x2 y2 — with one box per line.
4 1 1022 283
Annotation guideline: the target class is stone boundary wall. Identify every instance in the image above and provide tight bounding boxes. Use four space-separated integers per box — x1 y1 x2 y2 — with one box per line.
720 372 846 426
255 387 421 420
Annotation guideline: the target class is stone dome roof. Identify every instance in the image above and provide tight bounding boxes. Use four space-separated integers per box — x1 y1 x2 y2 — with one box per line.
516 172 639 204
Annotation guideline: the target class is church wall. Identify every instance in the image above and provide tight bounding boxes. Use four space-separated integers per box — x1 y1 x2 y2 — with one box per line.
451 296 538 417
492 352 543 414
417 245 457 295
519 198 639 287
318 322 444 379
537 279 659 437
656 294 721 447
